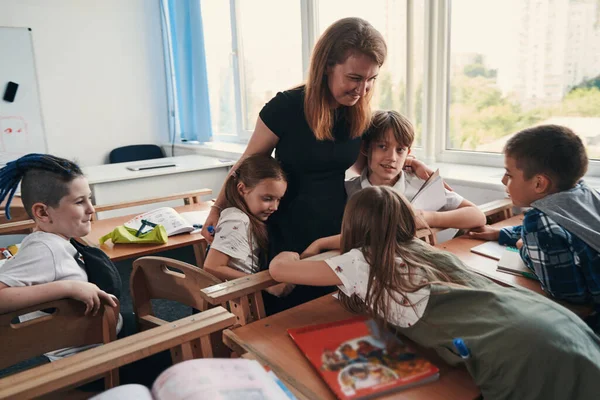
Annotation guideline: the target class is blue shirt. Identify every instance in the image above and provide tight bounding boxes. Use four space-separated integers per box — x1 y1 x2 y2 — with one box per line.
499 208 600 306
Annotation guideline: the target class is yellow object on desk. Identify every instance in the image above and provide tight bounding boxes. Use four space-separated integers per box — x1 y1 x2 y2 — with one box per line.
99 224 168 245
7 244 19 256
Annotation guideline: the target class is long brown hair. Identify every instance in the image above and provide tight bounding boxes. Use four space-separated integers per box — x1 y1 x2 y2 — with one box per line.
305 17 387 141
223 155 286 266
338 186 471 329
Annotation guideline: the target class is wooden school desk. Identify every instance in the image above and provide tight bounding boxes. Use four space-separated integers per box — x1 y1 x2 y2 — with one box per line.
80 202 210 266
223 294 480 400
83 155 234 219
436 215 593 317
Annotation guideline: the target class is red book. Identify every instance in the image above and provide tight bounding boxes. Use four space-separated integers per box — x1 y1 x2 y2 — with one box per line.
288 316 439 400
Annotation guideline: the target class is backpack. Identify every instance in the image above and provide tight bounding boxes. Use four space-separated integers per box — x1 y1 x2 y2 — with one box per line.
70 238 122 300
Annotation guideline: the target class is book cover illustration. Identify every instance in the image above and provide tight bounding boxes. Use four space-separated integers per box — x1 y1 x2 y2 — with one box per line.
288 316 439 400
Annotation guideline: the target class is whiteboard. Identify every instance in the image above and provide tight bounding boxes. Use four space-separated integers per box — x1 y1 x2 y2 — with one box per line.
0 27 46 165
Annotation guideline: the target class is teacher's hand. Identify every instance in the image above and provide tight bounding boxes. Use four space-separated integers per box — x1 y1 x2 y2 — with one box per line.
201 206 221 244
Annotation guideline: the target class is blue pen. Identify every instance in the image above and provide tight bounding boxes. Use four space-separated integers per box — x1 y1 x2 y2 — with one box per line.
204 226 215 257
453 338 470 359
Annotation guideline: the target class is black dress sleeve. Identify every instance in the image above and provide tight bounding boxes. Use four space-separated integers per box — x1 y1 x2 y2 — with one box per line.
258 87 304 140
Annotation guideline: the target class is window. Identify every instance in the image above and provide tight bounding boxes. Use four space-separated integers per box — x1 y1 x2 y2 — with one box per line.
201 2 236 137
446 0 600 161
167 0 599 176
192 0 420 144
201 0 302 140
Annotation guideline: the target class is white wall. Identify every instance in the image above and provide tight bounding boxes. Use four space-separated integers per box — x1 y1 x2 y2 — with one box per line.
0 0 168 166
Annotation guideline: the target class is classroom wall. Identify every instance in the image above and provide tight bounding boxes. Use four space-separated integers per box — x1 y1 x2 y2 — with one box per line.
0 0 168 166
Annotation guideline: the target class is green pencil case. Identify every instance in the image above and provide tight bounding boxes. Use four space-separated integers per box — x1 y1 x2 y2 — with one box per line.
99 225 168 245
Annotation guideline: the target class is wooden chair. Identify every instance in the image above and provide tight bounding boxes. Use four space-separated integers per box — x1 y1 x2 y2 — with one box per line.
0 299 119 391
0 307 236 400
479 198 514 224
130 256 229 359
0 196 29 225
0 219 36 235
200 251 340 327
91 188 212 221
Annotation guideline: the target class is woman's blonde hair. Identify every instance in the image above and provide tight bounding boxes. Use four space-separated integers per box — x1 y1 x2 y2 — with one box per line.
305 17 387 141
339 186 472 329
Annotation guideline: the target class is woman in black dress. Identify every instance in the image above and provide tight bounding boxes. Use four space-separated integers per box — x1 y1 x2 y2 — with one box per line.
203 17 425 313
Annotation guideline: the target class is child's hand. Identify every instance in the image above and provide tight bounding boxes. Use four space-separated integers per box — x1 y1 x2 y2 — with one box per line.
201 207 220 244
68 281 117 316
414 210 434 229
301 240 322 259
468 225 501 241
272 251 300 263
406 158 453 191
265 283 296 298
516 238 524 249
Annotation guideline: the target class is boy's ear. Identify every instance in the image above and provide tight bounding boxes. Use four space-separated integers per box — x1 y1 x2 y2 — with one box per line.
533 174 552 194
360 141 369 157
31 202 51 223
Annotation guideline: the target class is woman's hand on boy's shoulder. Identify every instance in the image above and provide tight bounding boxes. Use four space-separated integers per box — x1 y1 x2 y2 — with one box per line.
66 281 118 316
467 225 501 241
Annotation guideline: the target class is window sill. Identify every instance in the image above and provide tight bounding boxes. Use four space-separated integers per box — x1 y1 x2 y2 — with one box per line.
166 142 600 192
165 142 246 161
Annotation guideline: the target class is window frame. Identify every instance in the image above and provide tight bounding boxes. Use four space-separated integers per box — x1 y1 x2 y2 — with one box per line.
185 0 600 177
432 0 599 177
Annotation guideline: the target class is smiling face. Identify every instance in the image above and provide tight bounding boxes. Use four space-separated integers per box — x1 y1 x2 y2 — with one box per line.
44 176 95 238
238 178 287 221
326 52 380 107
367 130 410 186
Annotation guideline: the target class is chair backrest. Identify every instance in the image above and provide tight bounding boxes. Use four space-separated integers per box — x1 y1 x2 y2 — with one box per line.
0 298 118 370
108 144 165 164
91 188 212 221
0 307 236 400
131 256 222 331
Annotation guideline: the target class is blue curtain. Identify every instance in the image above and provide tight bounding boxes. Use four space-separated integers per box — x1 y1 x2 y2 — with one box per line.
161 0 212 142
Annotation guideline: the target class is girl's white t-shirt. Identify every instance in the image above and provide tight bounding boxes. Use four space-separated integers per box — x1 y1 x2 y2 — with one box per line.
211 207 260 274
324 248 430 327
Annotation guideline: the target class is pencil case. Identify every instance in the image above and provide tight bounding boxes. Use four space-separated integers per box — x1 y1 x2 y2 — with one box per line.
99 224 168 245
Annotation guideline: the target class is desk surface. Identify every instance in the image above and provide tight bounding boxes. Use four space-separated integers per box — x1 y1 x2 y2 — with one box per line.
435 215 540 291
225 295 479 400
80 203 209 261
82 155 235 185
436 215 592 316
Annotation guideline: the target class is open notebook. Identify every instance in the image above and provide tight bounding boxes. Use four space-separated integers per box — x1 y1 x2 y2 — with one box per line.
470 241 536 280
409 169 446 212
91 359 295 400
124 207 210 237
